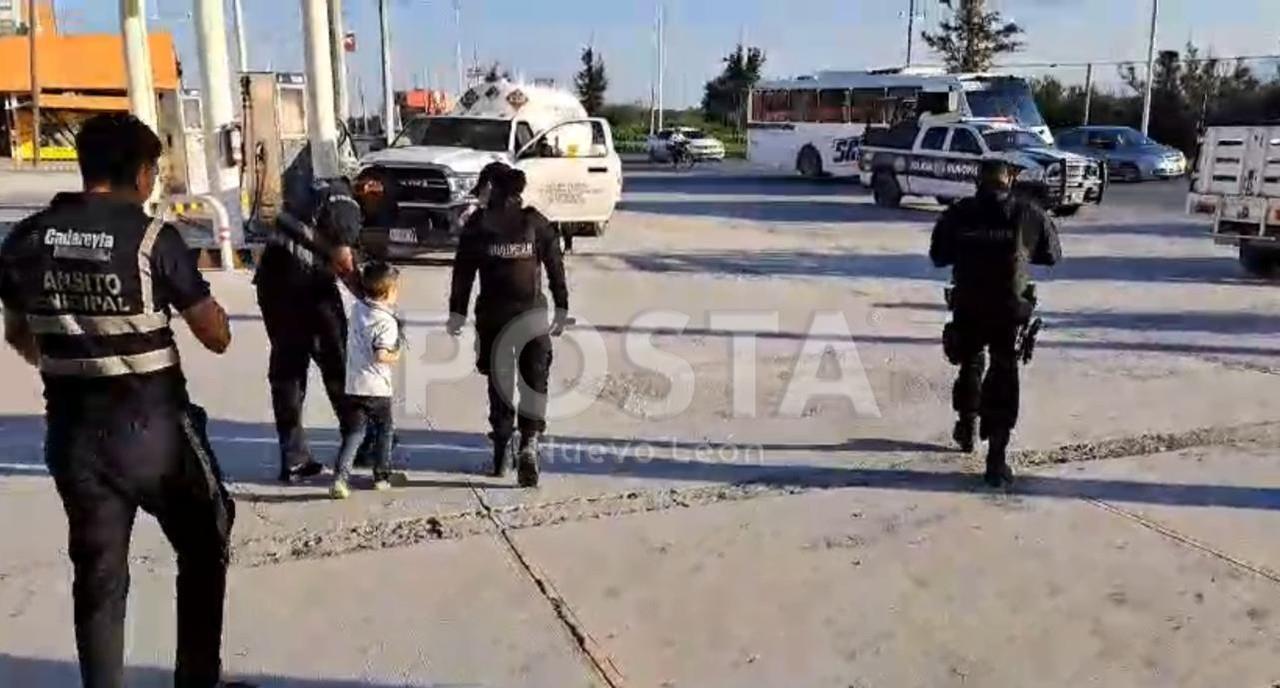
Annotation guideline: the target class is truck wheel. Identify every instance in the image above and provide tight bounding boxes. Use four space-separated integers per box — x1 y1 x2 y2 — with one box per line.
872 173 903 209
1239 243 1280 277
584 222 606 238
1053 204 1082 218
797 146 824 178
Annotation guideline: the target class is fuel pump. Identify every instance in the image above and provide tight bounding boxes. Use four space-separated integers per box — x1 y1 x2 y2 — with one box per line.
156 89 210 196
240 72 312 236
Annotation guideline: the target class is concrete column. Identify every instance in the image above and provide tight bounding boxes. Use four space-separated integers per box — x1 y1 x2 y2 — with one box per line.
328 0 350 125
301 0 341 178
120 0 158 131
231 0 249 71
194 0 239 196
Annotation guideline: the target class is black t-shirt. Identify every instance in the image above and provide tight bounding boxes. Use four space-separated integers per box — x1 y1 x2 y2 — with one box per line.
0 193 211 411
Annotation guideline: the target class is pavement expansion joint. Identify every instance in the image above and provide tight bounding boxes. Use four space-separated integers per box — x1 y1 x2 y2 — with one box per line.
1085 497 1280 587
471 486 628 688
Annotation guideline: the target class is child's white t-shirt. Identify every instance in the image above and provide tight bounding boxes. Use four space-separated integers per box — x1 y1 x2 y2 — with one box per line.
345 299 399 398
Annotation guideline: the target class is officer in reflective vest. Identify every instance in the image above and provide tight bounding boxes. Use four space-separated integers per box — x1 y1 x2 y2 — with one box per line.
254 146 364 483
0 114 247 687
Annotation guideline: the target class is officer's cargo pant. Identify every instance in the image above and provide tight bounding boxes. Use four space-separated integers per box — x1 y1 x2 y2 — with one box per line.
256 276 353 471
45 404 234 688
950 310 1022 434
476 313 553 440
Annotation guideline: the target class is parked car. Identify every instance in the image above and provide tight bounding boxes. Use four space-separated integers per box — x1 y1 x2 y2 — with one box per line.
646 127 727 162
1054 125 1187 182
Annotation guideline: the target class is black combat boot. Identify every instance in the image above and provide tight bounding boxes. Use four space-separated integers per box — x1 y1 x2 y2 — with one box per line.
984 428 1015 488
953 414 977 453
490 433 512 478
517 432 542 488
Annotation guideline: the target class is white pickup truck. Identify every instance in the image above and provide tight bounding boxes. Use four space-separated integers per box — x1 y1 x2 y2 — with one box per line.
859 115 1106 216
354 79 623 256
1187 122 1280 276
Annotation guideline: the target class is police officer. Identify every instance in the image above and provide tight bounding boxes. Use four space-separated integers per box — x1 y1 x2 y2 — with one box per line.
447 163 570 487
0 114 247 687
255 147 363 483
929 159 1062 487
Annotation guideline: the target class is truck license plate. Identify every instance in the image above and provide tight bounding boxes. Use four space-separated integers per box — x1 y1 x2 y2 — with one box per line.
389 228 418 244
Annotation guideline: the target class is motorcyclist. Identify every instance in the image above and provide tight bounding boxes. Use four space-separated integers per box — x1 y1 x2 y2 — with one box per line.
929 159 1062 487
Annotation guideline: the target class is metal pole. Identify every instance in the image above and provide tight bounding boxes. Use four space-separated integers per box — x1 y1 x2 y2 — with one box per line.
231 0 248 71
302 0 341 177
327 0 350 125
1140 0 1158 135
905 0 916 66
1083 62 1094 125
453 0 464 94
27 0 39 167
379 0 395 145
656 2 664 132
121 0 158 131
195 0 238 195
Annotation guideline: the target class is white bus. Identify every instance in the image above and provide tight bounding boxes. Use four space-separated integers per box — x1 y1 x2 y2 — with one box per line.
748 69 1051 178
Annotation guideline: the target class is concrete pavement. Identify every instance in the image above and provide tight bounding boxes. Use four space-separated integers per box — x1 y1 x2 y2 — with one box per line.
3 445 1279 686
2 168 1280 685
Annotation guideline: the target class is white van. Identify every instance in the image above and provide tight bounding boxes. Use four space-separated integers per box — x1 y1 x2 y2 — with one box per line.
354 79 623 255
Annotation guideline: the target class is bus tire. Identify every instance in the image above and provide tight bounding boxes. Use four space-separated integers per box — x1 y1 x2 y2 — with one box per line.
872 172 903 209
1239 242 1280 278
797 146 824 178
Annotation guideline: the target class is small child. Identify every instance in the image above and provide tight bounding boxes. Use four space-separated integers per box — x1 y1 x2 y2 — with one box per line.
331 261 403 499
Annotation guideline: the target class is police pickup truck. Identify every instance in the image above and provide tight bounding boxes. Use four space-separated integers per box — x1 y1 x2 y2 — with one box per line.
859 116 1106 216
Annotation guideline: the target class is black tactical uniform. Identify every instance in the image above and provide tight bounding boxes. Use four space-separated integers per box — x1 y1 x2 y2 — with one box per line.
449 190 568 487
930 177 1062 484
255 158 363 481
0 193 235 687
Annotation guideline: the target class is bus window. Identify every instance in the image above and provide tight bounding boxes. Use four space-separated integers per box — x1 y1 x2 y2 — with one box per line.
817 89 848 123
791 90 819 122
851 88 887 124
756 90 792 123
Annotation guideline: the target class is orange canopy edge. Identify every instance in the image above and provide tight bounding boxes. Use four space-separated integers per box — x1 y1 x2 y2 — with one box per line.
0 32 180 93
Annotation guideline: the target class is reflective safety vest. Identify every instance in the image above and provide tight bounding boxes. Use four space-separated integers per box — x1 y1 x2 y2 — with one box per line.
28 217 180 378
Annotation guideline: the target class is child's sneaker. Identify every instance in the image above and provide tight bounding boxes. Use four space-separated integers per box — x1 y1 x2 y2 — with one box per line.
330 478 352 500
373 478 392 492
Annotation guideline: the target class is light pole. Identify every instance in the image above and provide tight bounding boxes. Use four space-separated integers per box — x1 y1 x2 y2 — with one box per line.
194 0 239 199
905 0 917 66
378 0 394 144
1140 0 1159 135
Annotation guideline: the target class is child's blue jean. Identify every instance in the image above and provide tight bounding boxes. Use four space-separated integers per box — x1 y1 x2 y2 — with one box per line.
335 396 394 481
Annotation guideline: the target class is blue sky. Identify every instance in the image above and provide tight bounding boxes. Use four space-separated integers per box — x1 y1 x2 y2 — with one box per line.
55 0 1280 111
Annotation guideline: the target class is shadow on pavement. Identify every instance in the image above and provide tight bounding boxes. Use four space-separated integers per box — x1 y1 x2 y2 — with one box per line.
618 199 935 224
3 416 1279 512
0 654 473 688
876 302 1280 337
623 172 863 198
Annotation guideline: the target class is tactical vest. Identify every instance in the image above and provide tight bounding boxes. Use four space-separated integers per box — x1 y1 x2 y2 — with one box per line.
26 217 180 378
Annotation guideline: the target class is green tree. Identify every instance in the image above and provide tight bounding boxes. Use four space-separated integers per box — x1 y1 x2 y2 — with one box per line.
922 0 1024 73
574 47 609 116
701 44 766 130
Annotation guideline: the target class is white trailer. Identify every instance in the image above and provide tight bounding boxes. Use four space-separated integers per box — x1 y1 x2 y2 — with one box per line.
1188 123 1280 276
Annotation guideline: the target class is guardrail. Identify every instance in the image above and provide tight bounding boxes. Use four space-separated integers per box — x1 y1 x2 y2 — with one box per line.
160 194 237 272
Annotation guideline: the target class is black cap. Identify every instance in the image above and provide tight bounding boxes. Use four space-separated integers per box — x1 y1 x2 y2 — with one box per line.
473 161 511 195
